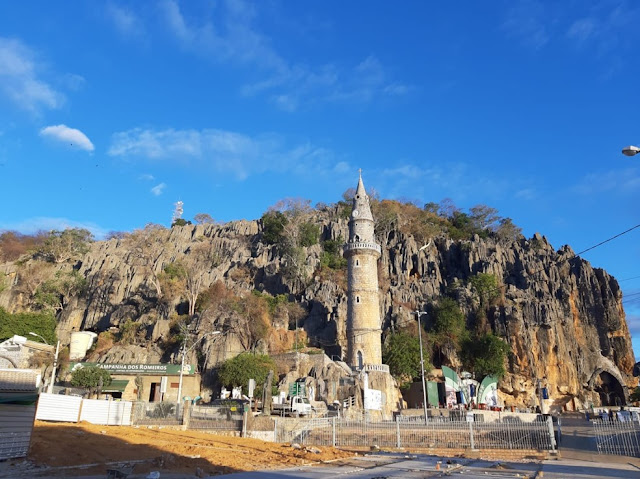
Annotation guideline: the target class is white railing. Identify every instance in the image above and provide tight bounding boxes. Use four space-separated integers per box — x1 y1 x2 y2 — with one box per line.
344 242 382 254
275 415 556 451
362 364 390 373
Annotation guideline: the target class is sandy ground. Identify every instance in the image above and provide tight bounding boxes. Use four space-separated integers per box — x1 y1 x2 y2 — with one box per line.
6 421 355 478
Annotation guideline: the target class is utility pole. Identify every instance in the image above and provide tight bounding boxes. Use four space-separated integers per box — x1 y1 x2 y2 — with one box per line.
414 311 429 423
177 331 221 412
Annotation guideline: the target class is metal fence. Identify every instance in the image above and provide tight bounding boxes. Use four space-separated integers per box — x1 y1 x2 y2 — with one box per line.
275 416 556 451
593 417 640 457
131 401 183 426
188 404 243 431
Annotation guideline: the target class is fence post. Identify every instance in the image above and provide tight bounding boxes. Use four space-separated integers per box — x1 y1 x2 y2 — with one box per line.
242 405 248 438
273 418 278 442
547 415 556 451
396 418 401 448
182 401 191 430
469 419 475 450
332 416 337 447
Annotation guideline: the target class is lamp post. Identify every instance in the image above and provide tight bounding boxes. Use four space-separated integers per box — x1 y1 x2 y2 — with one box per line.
177 330 221 408
414 311 429 423
621 145 640 157
29 332 59 394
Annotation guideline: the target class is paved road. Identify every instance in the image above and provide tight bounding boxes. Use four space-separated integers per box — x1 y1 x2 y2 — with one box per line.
217 416 640 479
216 452 640 478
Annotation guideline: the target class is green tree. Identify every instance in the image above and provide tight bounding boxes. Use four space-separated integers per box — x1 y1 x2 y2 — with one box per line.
261 211 288 245
217 353 276 397
383 330 429 388
447 211 474 240
298 222 319 247
630 386 640 402
171 218 192 227
468 273 500 308
461 333 510 378
430 297 468 363
0 307 56 343
320 238 346 270
70 366 112 396
37 228 94 263
34 270 87 312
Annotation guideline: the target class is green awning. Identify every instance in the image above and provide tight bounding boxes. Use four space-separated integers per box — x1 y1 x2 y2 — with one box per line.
102 379 129 393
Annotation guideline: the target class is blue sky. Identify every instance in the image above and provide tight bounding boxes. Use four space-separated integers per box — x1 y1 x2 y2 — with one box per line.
1 1 639 359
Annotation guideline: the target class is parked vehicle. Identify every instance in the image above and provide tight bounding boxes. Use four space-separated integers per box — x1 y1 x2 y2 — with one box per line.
271 395 312 417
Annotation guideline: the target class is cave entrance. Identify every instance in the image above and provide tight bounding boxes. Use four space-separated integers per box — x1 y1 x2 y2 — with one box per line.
595 371 625 407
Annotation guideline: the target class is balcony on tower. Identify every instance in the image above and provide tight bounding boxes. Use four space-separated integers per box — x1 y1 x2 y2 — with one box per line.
344 241 382 255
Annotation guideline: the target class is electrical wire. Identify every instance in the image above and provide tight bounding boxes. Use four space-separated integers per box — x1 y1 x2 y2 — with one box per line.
619 275 640 282
574 224 640 256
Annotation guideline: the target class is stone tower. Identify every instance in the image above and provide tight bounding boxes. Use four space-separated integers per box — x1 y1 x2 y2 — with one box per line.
344 172 383 369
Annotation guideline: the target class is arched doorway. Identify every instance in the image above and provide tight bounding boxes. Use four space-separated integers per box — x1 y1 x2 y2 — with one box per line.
594 371 625 406
0 355 18 368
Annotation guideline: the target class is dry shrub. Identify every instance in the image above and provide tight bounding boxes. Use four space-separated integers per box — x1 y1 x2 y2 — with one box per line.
227 265 252 282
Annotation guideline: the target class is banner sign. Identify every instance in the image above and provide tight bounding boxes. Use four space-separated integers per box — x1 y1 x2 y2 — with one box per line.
364 388 383 410
442 366 461 407
70 362 193 375
477 375 499 407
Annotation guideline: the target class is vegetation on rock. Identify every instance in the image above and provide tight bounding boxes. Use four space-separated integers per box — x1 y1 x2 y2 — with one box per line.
217 353 276 397
383 329 431 388
0 307 57 343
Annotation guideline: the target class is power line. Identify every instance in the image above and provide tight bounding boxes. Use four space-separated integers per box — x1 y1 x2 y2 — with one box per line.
574 224 640 256
450 223 640 303
620 275 640 282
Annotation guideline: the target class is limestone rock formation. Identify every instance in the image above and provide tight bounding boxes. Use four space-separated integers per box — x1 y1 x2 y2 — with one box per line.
0 210 636 411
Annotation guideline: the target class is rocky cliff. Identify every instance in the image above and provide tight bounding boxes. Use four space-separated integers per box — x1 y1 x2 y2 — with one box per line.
0 205 636 410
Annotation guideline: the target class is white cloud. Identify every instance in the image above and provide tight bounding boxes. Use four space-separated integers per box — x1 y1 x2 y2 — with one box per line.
139 173 155 181
159 0 408 110
0 217 108 240
108 127 339 180
40 124 95 152
151 183 166 196
572 167 640 195
515 188 537 200
0 37 64 113
62 73 86 91
107 2 145 38
502 0 549 50
567 18 597 43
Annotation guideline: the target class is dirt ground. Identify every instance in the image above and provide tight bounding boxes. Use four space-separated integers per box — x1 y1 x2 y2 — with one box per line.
17 421 355 478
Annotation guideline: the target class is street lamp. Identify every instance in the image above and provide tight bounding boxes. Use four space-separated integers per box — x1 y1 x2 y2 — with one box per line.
29 332 60 394
414 311 429 423
621 145 640 157
176 330 221 408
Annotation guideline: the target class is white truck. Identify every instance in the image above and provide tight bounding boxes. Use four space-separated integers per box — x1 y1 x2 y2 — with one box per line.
271 395 313 417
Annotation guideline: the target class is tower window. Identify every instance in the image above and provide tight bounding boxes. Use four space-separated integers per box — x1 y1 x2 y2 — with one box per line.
356 296 360 304
357 351 363 369
355 259 360 267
